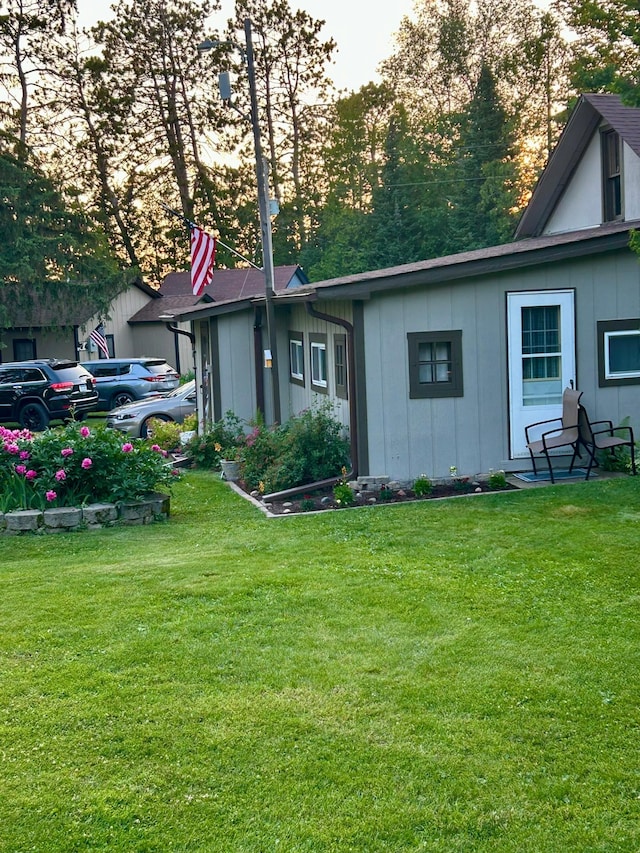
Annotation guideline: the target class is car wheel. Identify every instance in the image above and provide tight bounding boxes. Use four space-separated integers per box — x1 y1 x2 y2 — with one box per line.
111 391 134 408
19 402 50 432
141 414 171 440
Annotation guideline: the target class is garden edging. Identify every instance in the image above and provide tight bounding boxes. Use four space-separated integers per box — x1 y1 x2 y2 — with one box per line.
0 492 170 534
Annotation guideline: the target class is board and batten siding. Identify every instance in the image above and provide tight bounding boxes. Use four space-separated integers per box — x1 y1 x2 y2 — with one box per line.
359 247 640 481
283 301 352 432
215 310 258 425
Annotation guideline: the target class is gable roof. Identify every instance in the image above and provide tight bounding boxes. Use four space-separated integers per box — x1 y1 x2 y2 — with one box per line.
128 264 308 323
515 93 640 238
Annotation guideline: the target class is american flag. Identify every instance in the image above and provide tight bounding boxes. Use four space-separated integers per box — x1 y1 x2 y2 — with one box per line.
89 323 110 358
190 226 217 297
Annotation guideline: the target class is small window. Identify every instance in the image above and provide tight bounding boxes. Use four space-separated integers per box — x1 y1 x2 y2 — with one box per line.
334 333 347 399
105 335 115 358
310 333 328 394
598 319 640 385
408 330 463 399
602 129 622 222
288 332 304 387
13 338 36 361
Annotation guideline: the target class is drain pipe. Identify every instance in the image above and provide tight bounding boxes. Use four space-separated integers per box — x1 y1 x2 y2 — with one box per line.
261 302 358 503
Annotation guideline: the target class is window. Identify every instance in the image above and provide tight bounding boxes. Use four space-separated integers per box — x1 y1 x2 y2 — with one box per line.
602 129 622 222
288 332 304 387
598 319 640 386
408 330 463 399
13 338 36 360
310 333 328 393
105 335 115 358
521 305 562 406
334 334 347 399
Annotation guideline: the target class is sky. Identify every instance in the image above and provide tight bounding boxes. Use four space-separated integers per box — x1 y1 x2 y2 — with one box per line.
76 0 417 91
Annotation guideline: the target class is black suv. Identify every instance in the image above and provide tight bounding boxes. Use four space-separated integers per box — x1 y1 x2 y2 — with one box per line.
0 359 99 431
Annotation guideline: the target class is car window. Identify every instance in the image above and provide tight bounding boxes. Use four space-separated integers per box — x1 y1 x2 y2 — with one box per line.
21 369 45 382
143 361 176 376
52 365 91 383
0 368 20 384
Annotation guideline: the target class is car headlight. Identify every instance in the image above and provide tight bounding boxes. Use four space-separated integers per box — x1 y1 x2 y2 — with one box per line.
110 412 139 421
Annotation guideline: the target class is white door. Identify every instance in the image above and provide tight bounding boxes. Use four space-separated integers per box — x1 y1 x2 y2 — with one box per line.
508 290 576 458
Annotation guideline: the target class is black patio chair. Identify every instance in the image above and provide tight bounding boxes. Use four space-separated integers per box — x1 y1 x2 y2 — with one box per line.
525 387 583 483
578 405 637 480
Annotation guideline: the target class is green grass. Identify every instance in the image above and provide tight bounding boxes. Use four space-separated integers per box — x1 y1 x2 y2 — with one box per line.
0 472 638 852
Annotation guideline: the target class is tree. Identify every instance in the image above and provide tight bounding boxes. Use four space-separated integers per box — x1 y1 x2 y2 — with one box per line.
558 0 640 105
446 64 520 252
0 143 127 332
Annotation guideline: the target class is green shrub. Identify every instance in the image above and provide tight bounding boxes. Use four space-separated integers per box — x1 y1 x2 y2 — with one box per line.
185 411 244 469
333 479 355 506
379 486 394 501
146 418 182 452
413 475 432 496
488 469 508 490
0 423 178 512
241 403 350 493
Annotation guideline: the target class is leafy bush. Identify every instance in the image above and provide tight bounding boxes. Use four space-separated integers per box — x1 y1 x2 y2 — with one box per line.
185 411 245 469
0 423 178 512
413 475 432 497
241 404 351 493
188 403 351 494
488 469 508 490
333 480 355 506
146 418 182 451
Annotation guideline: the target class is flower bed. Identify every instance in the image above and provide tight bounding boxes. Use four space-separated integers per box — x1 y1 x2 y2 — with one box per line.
238 473 517 516
0 423 179 516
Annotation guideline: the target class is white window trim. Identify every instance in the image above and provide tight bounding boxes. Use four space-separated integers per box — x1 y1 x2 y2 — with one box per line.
310 340 327 389
289 337 304 381
604 329 640 379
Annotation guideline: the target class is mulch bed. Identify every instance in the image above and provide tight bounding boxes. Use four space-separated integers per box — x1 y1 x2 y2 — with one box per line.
239 479 518 516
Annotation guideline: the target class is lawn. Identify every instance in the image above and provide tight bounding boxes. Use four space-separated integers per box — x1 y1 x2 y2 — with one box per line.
0 472 638 852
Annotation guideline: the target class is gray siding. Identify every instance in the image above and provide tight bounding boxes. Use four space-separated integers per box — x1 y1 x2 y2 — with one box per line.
359 248 640 480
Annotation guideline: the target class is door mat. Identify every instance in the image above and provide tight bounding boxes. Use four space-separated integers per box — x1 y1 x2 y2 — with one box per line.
513 468 593 483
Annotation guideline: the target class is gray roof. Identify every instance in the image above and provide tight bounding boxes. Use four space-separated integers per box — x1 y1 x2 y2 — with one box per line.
175 219 638 320
516 93 640 238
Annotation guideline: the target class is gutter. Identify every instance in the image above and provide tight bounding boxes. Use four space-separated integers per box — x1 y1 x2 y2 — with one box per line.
261 302 358 502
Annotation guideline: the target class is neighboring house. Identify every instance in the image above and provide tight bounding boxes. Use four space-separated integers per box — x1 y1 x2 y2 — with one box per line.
0 278 160 365
173 93 640 481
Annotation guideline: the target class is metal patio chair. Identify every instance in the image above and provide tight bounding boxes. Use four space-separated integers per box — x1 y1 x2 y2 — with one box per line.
525 387 583 483
578 405 637 480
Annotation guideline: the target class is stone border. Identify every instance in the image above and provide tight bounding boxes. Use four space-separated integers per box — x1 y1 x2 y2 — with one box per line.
0 493 170 535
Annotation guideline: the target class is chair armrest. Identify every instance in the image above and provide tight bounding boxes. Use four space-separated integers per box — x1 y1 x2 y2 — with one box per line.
591 424 634 441
525 417 561 441
540 421 579 449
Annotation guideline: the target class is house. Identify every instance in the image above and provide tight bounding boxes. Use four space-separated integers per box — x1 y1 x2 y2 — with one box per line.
173 93 640 481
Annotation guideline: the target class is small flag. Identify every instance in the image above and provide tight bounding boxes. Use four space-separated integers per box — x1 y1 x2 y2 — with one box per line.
190 226 217 297
89 323 110 358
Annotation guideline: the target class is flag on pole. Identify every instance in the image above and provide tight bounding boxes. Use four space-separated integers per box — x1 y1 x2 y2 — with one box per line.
89 323 110 359
190 226 217 297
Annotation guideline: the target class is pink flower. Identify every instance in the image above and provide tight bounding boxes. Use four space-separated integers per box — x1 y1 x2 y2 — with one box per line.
151 444 162 452
55 469 67 482
15 464 26 475
26 469 37 480
46 490 57 502
81 457 92 469
5 443 19 455
121 442 134 453
80 426 90 438
19 451 30 460
61 447 74 458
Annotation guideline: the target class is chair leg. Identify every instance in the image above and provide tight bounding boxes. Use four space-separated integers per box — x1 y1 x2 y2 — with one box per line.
529 450 538 476
629 441 637 476
543 449 555 484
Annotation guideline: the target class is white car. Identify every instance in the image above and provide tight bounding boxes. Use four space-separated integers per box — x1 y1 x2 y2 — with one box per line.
106 380 196 438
